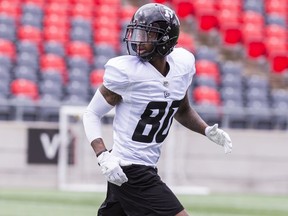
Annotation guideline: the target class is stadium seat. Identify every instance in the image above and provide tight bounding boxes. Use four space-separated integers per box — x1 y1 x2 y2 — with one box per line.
39 79 63 99
40 69 63 84
20 13 42 29
243 0 264 14
18 25 42 44
221 73 243 89
65 80 90 100
220 86 243 102
94 43 117 58
69 68 89 84
193 74 218 89
17 40 39 56
93 55 110 69
43 41 65 57
265 24 287 40
40 54 66 73
0 66 11 83
71 17 92 31
0 1 21 19
13 65 38 82
43 14 69 29
67 56 90 72
265 37 287 58
70 26 92 44
195 46 219 63
66 41 93 62
90 69 104 91
269 54 288 73
70 3 93 21
216 0 242 12
0 79 10 97
16 52 39 70
245 75 269 89
22 3 43 18
43 25 69 44
37 94 61 122
61 94 88 106
195 59 220 84
0 23 16 42
241 11 265 27
10 95 38 121
0 39 16 59
245 100 273 129
10 78 39 100
0 95 11 120
222 99 247 128
176 31 195 52
266 14 286 27
0 54 12 70
44 2 69 17
0 14 16 26
173 0 194 19
194 101 222 126
220 60 243 76
193 86 221 105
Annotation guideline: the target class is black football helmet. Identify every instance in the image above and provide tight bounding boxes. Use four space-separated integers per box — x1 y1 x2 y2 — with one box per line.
123 3 180 61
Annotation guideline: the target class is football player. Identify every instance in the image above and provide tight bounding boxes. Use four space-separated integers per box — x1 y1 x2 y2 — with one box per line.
83 3 232 216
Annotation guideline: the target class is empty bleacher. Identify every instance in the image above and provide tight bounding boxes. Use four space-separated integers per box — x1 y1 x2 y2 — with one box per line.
0 0 287 129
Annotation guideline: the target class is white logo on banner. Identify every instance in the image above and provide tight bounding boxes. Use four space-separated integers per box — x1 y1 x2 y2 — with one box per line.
40 133 60 159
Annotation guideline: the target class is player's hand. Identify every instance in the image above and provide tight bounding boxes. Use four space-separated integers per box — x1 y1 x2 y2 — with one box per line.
205 124 232 154
97 151 132 186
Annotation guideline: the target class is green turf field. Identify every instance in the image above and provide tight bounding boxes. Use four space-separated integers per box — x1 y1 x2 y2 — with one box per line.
0 188 288 216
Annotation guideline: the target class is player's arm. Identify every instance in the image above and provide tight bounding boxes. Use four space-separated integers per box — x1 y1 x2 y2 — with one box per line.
83 84 131 186
174 91 208 135
83 84 121 156
174 91 232 154
91 85 122 156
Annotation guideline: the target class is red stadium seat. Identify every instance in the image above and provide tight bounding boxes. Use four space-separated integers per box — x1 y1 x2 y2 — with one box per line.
40 54 66 73
10 78 39 100
265 37 287 57
18 25 42 44
265 0 288 16
120 5 137 21
93 28 120 50
66 41 93 62
90 69 104 89
0 1 21 19
269 54 288 73
265 24 287 40
174 0 194 19
0 39 16 59
44 2 69 17
23 0 45 8
43 14 69 29
195 60 220 84
197 9 218 32
176 31 195 52
193 86 221 105
70 3 94 20
95 4 119 18
43 26 69 44
241 24 264 44
241 11 265 27
216 0 242 12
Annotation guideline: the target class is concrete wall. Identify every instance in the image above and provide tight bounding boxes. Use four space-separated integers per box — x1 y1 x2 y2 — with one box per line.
0 121 288 195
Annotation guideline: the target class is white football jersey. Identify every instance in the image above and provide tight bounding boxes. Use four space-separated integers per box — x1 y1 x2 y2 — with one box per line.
103 48 195 166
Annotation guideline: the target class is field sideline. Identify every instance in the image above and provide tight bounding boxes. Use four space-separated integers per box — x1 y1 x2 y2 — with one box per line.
0 188 288 216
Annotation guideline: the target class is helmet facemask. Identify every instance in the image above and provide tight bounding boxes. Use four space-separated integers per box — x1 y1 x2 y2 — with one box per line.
124 23 166 61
